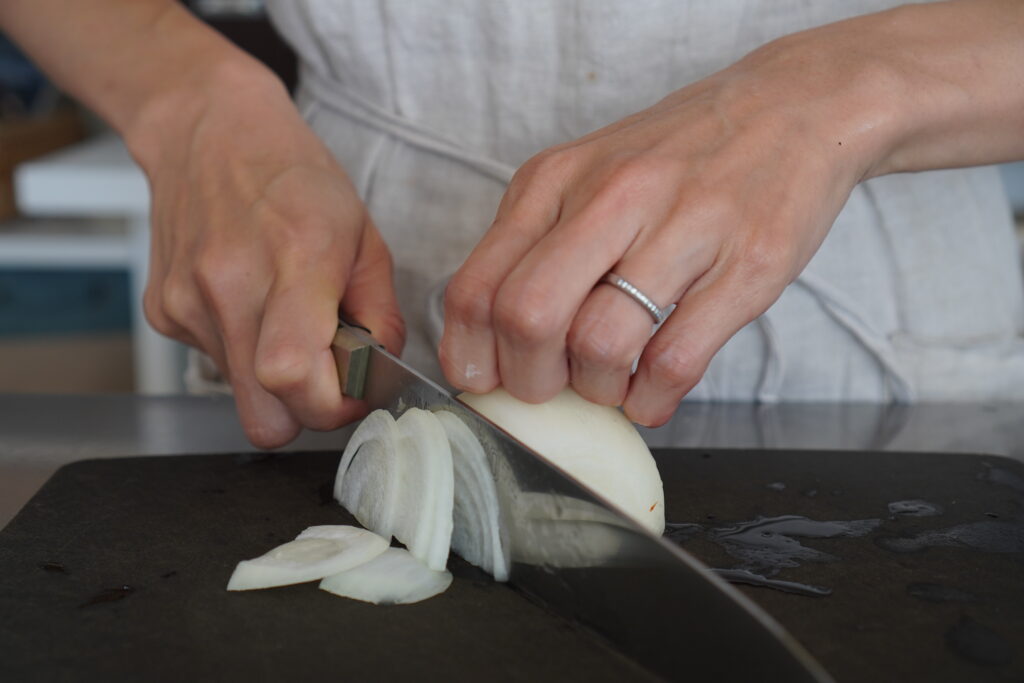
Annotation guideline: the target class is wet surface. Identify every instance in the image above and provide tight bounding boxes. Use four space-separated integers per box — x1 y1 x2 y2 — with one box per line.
876 518 1024 554
654 448 1024 682
887 499 944 517
877 462 1024 556
666 515 880 598
711 568 832 597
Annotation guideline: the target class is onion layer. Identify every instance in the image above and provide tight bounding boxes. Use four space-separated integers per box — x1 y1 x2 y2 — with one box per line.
335 408 454 571
227 525 389 591
334 411 401 540
435 410 509 581
319 548 453 605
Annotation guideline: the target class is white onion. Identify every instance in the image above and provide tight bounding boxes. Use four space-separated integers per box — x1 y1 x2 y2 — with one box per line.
511 493 637 568
435 410 509 581
319 548 453 605
335 408 454 571
226 525 388 591
458 387 665 535
334 410 401 540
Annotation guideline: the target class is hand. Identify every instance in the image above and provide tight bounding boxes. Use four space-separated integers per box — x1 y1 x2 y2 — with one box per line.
440 21 900 425
136 65 404 448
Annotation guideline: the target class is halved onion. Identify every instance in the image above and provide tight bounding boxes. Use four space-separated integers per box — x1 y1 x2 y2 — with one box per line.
435 410 509 581
511 493 638 568
319 548 453 605
227 525 388 591
458 387 665 535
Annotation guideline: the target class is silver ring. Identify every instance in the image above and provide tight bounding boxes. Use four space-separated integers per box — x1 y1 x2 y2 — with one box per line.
599 272 668 325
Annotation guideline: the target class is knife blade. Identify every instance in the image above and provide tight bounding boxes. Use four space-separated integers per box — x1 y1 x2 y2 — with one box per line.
332 322 834 683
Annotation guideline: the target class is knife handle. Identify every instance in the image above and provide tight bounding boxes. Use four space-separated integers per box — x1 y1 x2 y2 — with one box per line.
331 320 380 400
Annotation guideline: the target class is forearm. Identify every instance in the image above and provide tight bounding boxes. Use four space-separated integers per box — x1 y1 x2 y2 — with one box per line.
0 0 282 168
864 0 1024 175
739 0 1024 179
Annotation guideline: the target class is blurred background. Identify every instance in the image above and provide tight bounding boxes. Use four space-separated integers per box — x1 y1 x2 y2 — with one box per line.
1 1 1023 396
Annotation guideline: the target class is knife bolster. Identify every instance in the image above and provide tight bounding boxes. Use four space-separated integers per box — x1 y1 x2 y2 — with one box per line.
331 325 375 399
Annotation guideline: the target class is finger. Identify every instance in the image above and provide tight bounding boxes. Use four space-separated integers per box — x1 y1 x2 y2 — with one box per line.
491 172 663 402
340 222 406 356
568 220 717 406
255 272 358 432
623 261 781 426
568 278 672 408
197 266 302 449
439 152 566 393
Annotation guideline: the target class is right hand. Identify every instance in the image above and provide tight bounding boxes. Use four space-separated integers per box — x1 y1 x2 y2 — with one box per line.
133 64 405 448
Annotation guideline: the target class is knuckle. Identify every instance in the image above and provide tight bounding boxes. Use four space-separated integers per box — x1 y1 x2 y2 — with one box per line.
568 318 640 371
193 253 246 316
518 148 574 184
646 341 705 391
493 283 560 347
733 232 791 284
159 277 198 326
143 288 175 336
605 156 678 194
254 344 312 395
444 270 496 328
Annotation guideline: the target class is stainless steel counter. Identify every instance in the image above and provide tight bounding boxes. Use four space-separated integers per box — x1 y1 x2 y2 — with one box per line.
3 393 1023 529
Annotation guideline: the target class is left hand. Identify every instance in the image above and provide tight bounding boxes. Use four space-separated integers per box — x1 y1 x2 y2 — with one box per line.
439 22 898 426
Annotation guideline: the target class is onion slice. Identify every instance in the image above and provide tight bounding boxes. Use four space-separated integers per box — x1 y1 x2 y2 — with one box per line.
335 408 454 571
319 547 453 605
335 411 402 540
435 410 509 581
390 409 455 570
226 525 389 591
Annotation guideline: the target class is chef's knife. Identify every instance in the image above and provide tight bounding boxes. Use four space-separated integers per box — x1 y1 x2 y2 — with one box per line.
332 321 833 683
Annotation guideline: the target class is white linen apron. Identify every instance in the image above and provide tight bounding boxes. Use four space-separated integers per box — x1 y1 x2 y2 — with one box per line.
260 0 1024 403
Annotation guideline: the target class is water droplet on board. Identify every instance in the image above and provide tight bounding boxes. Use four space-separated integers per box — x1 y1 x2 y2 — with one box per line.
712 568 832 597
877 519 1024 554
664 514 880 598
767 482 786 491
888 499 944 518
710 515 880 572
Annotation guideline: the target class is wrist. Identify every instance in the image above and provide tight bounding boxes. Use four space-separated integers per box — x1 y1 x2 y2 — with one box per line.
815 0 1024 177
727 12 912 186
125 51 287 176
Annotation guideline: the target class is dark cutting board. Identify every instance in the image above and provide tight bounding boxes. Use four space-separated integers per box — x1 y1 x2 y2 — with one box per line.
657 449 1024 683
0 452 659 683
1 448 1022 682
